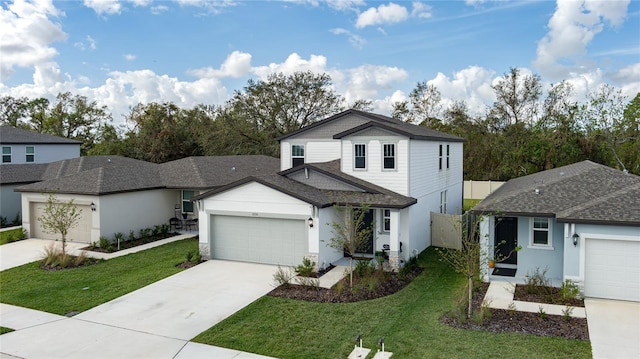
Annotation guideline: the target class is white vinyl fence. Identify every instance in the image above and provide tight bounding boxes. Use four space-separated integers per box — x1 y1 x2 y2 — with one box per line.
431 212 462 250
464 180 505 200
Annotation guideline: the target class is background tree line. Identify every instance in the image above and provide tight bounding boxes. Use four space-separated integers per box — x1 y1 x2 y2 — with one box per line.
1 68 638 180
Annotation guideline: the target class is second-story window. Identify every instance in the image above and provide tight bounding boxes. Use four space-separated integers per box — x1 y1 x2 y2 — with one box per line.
2 146 11 163
354 144 366 169
446 144 450 169
26 146 34 163
291 144 305 167
383 144 395 169
438 144 443 170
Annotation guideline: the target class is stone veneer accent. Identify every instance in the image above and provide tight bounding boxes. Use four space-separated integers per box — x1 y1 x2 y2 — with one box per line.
199 243 210 260
305 254 319 271
388 253 402 270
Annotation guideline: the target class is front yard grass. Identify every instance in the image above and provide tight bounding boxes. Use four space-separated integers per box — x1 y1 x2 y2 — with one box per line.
0 228 26 245
0 326 14 335
193 248 591 359
0 238 198 315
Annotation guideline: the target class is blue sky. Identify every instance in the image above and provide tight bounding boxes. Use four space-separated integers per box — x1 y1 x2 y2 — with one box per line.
1 0 638 124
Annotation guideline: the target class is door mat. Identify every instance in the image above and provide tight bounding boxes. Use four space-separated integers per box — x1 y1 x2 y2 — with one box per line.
492 267 516 277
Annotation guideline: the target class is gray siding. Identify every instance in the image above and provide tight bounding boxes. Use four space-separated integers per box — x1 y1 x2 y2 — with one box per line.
0 184 22 221
286 114 369 139
1 144 80 165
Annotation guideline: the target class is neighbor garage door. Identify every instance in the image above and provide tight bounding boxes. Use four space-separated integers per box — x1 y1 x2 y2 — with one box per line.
30 202 92 243
210 215 307 266
585 238 640 301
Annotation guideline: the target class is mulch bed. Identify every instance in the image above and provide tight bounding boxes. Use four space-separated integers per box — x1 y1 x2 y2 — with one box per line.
83 232 179 253
175 260 204 269
514 284 584 307
268 267 423 303
440 283 589 340
40 257 104 271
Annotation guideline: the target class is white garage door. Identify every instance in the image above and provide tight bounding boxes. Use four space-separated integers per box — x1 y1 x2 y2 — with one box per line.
211 215 307 266
30 202 92 244
585 238 640 301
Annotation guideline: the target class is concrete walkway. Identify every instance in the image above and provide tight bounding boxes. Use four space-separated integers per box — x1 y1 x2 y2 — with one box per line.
483 281 586 318
585 298 640 359
0 261 278 358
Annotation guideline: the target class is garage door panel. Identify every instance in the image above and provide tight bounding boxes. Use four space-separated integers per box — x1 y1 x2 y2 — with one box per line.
585 239 640 302
30 202 92 243
211 215 307 266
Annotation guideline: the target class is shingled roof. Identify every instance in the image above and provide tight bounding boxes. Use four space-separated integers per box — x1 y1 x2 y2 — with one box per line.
275 109 465 142
473 160 640 226
14 155 280 195
194 160 417 209
0 126 82 144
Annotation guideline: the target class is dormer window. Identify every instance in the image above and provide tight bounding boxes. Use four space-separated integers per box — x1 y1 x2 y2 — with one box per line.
383 144 395 170
354 144 366 169
292 144 305 167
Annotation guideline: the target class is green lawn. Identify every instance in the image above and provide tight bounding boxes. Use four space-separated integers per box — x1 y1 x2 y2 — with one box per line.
0 238 198 315
0 326 14 335
193 248 591 359
463 198 482 211
0 228 26 245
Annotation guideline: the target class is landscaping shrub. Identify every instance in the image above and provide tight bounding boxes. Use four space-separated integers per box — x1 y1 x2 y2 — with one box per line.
273 265 295 287
524 267 552 295
559 279 580 301
295 257 315 277
295 276 319 288
185 249 200 263
98 236 110 249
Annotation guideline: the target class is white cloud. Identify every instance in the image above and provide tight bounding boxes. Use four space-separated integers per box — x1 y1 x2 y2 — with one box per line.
0 0 66 81
411 1 432 19
356 2 408 28
533 0 631 80
173 0 237 14
608 63 640 98
188 51 252 79
150 4 167 14
340 64 408 103
127 0 152 6
83 0 122 15
124 54 136 61
330 28 366 49
429 66 497 115
251 53 329 79
325 0 365 11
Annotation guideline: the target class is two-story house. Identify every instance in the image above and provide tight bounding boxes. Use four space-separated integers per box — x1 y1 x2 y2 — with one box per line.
0 126 82 221
194 110 464 269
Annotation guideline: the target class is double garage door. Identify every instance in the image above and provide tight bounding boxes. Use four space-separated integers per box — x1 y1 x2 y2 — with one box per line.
30 202 92 243
585 238 640 302
210 215 307 267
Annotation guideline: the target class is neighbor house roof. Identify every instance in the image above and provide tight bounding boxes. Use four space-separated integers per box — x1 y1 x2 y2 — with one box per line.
275 109 465 142
160 155 280 189
194 160 417 209
0 164 49 185
473 160 640 226
0 126 82 145
14 155 280 195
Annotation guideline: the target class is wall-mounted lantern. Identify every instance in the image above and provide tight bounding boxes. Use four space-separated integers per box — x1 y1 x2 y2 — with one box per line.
572 232 579 246
308 217 314 228
90 202 96 212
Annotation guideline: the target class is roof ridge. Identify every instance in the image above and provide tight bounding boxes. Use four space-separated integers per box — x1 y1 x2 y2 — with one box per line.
558 181 640 219
96 167 105 193
189 157 206 188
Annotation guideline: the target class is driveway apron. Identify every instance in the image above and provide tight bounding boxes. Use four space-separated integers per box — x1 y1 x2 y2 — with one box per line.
585 298 640 359
1 261 279 358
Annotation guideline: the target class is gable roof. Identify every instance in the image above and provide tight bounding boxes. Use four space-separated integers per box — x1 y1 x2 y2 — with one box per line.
0 126 82 145
275 109 465 142
14 155 280 195
473 160 640 226
194 160 417 209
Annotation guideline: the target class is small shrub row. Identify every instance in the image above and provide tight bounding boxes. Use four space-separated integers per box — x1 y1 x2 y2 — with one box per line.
88 224 172 252
0 228 28 245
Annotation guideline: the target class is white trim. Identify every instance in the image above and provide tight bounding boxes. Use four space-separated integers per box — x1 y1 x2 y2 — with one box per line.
529 217 553 249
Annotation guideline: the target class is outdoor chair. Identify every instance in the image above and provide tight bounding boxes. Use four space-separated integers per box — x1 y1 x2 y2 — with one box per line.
170 217 182 230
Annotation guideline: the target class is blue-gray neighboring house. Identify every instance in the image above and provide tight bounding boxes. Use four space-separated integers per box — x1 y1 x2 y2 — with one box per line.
474 160 640 302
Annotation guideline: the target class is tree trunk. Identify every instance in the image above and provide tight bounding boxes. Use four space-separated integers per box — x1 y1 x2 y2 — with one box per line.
467 276 473 319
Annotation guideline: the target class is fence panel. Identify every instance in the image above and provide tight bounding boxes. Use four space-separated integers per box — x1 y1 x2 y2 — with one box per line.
431 212 462 250
464 180 505 200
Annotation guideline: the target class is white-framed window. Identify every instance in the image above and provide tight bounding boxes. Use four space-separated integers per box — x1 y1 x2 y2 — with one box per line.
382 143 395 170
291 144 305 167
26 146 34 163
446 144 450 169
440 190 447 213
530 217 552 248
2 146 11 163
182 190 194 213
382 209 391 232
354 143 366 169
438 144 443 170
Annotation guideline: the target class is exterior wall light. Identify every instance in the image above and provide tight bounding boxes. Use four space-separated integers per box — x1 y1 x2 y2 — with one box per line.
308 217 314 228
90 202 96 212
572 233 579 246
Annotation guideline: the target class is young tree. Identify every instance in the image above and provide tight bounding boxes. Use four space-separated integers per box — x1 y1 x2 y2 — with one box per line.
38 194 82 255
327 204 374 288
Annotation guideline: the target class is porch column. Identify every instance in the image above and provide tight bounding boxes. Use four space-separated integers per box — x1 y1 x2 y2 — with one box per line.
388 209 401 270
479 216 491 282
198 203 211 260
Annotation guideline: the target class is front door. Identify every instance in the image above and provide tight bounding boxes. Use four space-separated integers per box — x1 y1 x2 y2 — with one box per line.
356 209 374 255
495 217 517 265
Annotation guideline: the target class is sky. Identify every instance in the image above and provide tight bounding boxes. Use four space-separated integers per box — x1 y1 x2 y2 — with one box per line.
1 0 639 125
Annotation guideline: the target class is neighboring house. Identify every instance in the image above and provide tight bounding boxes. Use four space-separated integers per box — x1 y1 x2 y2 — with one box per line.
0 126 81 221
194 110 464 269
15 155 279 244
473 160 640 302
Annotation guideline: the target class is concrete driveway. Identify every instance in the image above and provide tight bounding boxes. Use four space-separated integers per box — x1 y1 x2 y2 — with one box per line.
0 261 279 358
585 298 640 359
